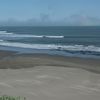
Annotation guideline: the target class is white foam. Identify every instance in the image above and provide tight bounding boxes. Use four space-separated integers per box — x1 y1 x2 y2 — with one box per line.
60 45 100 52
0 31 64 39
4 34 64 38
10 34 43 38
45 36 64 38
0 31 13 35
0 40 4 42
0 41 100 52
0 42 57 49
0 31 7 33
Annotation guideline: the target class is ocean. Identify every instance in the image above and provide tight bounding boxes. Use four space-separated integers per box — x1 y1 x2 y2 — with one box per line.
0 26 100 58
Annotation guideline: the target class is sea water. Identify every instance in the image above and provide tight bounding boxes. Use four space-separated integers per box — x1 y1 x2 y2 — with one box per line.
0 26 100 58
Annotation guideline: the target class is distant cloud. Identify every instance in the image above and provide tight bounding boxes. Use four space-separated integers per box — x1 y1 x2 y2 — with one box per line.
40 13 50 22
67 14 100 26
0 14 100 26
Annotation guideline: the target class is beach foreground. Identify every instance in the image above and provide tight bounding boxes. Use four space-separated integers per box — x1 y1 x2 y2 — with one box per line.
0 50 100 100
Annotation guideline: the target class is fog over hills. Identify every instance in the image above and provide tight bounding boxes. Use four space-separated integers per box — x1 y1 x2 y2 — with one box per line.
0 14 100 26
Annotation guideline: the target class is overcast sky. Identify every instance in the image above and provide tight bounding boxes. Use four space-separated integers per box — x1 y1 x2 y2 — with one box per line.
0 0 100 26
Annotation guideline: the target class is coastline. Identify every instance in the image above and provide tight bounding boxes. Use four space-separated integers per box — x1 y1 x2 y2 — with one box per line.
0 50 100 73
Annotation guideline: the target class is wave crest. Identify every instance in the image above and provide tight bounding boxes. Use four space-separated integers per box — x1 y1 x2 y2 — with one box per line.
0 31 14 35
0 31 64 39
0 41 100 53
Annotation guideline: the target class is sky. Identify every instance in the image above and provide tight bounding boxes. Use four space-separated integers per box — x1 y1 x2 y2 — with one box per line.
0 0 100 26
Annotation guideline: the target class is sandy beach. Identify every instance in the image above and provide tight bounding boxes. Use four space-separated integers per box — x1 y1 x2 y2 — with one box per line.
0 50 100 100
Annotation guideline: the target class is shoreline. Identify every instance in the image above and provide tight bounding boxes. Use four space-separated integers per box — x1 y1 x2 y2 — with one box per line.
0 45 100 59
0 50 100 74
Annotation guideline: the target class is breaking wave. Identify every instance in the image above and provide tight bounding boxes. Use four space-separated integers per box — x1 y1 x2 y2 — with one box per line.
0 40 4 42
0 41 100 53
44 36 64 38
0 31 64 39
0 31 14 35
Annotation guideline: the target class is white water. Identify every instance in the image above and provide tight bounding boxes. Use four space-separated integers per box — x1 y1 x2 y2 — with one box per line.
0 31 64 39
0 41 100 52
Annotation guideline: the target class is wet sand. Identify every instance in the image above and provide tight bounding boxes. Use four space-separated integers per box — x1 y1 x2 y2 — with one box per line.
0 50 100 100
